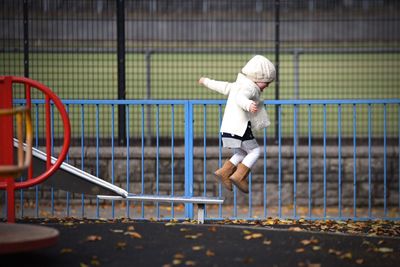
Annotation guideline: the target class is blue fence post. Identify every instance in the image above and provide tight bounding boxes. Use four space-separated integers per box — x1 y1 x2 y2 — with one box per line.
184 101 194 219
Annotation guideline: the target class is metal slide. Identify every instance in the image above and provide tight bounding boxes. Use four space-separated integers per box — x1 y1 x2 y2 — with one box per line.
14 139 128 197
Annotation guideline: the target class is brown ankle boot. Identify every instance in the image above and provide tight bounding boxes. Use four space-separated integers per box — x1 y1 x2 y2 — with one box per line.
229 163 250 193
214 160 237 191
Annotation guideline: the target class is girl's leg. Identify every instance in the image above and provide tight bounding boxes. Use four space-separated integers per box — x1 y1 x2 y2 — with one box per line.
229 148 247 165
230 144 260 194
241 146 260 168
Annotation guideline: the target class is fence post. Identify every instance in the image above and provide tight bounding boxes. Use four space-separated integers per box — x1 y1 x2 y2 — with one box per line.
145 50 153 146
274 0 280 142
23 0 29 78
116 0 126 146
184 101 194 219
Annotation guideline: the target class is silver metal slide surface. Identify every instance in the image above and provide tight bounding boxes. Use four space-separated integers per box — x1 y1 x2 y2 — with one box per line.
14 139 128 197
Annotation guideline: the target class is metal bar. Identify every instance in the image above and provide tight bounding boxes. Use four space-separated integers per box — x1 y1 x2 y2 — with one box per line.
274 0 280 142
263 124 267 218
23 0 29 78
171 104 175 218
80 104 85 218
278 105 282 218
338 104 342 218
15 98 400 106
383 104 387 217
293 104 297 218
126 105 130 218
141 105 145 218
353 104 357 219
65 104 71 214
8 47 400 54
184 101 194 219
308 104 312 219
218 104 223 218
116 0 126 146
50 104 54 216
96 104 100 219
156 105 160 218
368 104 372 218
203 105 207 197
98 194 223 204
323 104 327 218
111 105 115 218
145 51 152 146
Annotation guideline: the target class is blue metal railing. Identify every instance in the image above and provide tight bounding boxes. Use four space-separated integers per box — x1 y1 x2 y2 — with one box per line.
4 99 400 221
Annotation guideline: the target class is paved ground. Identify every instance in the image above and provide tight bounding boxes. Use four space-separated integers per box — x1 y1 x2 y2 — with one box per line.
2 218 400 267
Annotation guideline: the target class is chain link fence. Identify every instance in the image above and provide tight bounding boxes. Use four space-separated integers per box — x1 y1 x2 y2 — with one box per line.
1 0 399 145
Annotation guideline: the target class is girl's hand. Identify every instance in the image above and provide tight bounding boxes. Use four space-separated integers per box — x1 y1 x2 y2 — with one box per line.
249 101 258 113
198 77 206 85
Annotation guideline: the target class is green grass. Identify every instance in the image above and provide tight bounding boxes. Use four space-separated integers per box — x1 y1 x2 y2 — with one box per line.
1 52 399 139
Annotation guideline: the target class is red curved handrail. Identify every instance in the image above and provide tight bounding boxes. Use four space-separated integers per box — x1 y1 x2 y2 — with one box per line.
0 76 71 189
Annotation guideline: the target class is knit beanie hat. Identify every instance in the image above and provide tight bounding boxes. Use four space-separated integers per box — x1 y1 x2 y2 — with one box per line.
241 55 276 83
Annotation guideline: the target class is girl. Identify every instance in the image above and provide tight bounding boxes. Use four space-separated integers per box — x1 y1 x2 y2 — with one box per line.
198 55 275 193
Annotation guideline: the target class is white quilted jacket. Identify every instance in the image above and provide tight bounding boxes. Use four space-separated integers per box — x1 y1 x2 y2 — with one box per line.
203 73 270 136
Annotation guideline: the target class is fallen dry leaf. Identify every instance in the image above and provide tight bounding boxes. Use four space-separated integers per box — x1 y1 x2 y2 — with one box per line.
208 226 217 232
174 253 185 259
125 231 142 239
295 248 305 253
376 247 394 253
251 233 263 239
116 242 127 249
192 246 204 251
206 249 215 257
263 239 272 245
288 227 303 232
172 259 182 265
340 252 352 260
110 229 124 233
185 260 196 266
86 235 102 242
355 258 364 265
60 248 73 254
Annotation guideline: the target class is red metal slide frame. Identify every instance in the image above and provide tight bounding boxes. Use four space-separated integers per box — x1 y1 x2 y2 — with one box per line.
0 76 71 222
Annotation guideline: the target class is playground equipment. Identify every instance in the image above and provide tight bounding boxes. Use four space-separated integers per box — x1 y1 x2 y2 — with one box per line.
0 76 71 223
0 76 71 254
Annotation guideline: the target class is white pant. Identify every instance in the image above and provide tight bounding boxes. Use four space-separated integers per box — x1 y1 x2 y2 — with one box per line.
229 145 260 168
